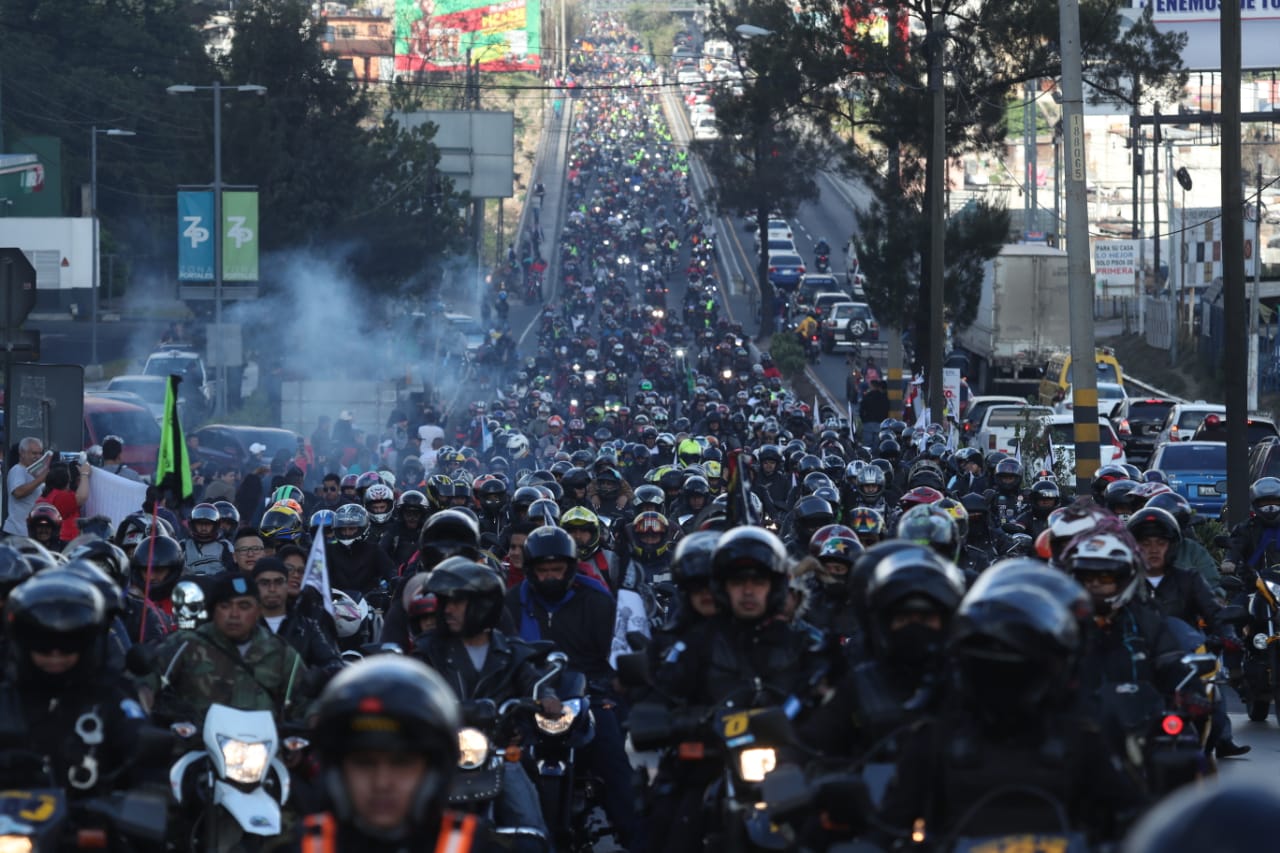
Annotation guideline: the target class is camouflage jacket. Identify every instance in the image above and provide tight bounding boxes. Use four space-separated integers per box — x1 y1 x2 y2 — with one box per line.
140 622 312 724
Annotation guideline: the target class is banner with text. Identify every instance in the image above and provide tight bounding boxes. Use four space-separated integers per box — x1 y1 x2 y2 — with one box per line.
222 191 259 282
1092 239 1150 293
1130 1 1280 70
177 191 215 282
394 0 542 73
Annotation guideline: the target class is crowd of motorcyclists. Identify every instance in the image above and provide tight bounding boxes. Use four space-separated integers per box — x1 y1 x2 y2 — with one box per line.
0 15 1274 853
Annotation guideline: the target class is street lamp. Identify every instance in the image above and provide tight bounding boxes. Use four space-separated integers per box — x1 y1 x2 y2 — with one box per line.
166 82 266 416
90 126 135 367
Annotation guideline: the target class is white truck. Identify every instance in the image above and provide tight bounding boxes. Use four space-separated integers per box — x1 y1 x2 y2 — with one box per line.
954 244 1070 395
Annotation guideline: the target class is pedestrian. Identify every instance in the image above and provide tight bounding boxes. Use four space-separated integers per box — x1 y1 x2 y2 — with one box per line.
4 437 48 536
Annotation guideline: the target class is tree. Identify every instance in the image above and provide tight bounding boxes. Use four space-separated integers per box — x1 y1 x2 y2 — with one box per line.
216 0 467 290
778 0 1187 354
696 0 835 338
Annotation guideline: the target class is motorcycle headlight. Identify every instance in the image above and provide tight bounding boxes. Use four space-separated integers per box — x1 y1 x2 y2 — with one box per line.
737 747 777 783
1254 633 1271 651
457 727 491 770
0 838 32 853
536 698 583 735
217 737 271 785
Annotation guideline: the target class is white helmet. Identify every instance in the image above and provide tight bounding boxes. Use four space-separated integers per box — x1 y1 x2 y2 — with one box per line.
363 483 395 524
331 590 371 639
507 433 531 459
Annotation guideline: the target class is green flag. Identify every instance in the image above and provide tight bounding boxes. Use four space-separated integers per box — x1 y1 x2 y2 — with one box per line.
155 374 193 501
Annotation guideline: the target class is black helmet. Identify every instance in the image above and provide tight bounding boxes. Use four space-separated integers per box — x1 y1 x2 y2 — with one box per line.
60 560 127 616
522 525 578 601
526 498 561 526
562 468 592 491
417 513 479 572
1091 464 1132 502
189 502 221 542
1249 476 1280 526
1123 771 1280 853
792 496 836 548
711 527 789 618
396 490 431 524
128 535 184 602
63 538 129 588
877 439 900 462
511 486 544 519
993 457 1023 493
7 571 107 685
1028 479 1061 519
0 545 33 598
1146 492 1194 530
633 484 666 511
1103 479 1141 518
950 582 1081 719
757 444 783 464
672 530 718 591
865 547 965 666
800 471 833 497
967 558 1093 625
313 657 459 837
1126 506 1182 549
424 558 506 635
796 454 823 477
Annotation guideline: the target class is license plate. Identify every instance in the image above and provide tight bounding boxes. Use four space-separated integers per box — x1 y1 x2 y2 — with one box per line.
1198 484 1218 496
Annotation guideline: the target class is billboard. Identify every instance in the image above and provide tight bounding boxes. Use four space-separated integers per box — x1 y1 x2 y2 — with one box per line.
1127 1 1280 71
394 0 541 73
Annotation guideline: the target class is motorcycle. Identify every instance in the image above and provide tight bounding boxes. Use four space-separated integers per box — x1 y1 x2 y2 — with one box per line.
451 698 551 852
525 653 620 851
169 704 304 852
1242 565 1280 721
804 333 821 365
0 751 169 851
814 254 830 273
628 686 802 851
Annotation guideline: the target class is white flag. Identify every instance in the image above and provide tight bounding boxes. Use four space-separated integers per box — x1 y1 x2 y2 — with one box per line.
1039 444 1056 474
303 521 335 617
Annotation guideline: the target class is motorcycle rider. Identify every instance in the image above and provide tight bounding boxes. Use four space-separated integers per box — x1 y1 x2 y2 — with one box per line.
879 578 1145 845
410 558 555 846
1224 476 1280 580
0 571 148 797
503 525 638 848
990 457 1026 526
301 656 499 852
1016 479 1061 538
327 504 397 597
561 506 621 592
379 490 429 570
182 502 235 576
1127 507 1249 758
799 545 965 758
139 572 313 724
254 556 343 677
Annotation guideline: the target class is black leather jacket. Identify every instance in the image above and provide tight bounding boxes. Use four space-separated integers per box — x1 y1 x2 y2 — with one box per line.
1144 565 1227 633
412 629 553 703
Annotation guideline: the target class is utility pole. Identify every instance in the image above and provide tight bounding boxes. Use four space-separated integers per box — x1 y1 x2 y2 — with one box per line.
1059 0 1100 482
926 15 945 425
1153 105 1162 285
1222 0 1249 526
1251 160 1262 410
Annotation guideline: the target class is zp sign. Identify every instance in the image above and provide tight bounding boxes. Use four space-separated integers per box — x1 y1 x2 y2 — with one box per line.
176 190 259 282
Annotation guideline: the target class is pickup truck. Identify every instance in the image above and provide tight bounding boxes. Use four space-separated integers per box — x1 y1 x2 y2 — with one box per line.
972 404 1054 455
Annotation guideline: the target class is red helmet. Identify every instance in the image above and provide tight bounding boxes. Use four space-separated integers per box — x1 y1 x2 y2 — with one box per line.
899 486 944 511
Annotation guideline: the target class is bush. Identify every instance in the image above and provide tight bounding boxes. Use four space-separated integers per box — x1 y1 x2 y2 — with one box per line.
770 332 807 382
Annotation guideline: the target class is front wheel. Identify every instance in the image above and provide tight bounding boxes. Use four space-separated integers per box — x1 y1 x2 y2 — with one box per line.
1249 699 1270 721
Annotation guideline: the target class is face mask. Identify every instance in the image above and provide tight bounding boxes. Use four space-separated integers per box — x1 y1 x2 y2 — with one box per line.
885 622 943 668
533 575 572 602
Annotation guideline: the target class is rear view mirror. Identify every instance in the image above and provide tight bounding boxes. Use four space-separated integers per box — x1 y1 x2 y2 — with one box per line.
1180 652 1218 676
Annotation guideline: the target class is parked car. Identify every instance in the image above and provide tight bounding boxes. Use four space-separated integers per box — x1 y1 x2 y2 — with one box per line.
820 302 879 351
766 253 806 291
1114 397 1177 468
1148 440 1229 516
188 424 302 474
1189 413 1279 447
1153 402 1226 446
962 395 1030 447
692 117 719 141
83 395 161 476
1040 414 1128 488
1248 435 1280 481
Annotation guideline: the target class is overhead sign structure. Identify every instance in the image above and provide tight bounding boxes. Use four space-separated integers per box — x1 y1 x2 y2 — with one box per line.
177 191 259 282
394 0 542 73
1127 1 1280 71
393 111 515 198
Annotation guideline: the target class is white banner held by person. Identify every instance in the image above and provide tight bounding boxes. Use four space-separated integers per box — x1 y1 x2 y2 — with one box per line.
84 467 149 530
302 521 335 617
